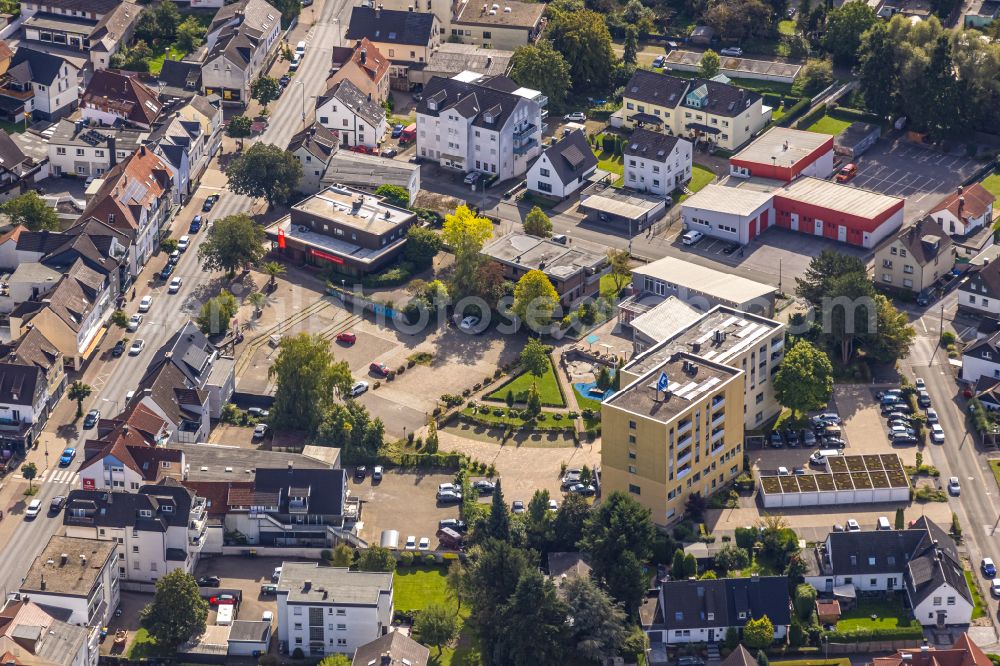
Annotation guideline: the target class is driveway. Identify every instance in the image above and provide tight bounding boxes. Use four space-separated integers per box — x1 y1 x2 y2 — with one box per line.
352 469 461 549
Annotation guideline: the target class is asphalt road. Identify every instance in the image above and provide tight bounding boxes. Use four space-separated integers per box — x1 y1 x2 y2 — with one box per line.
0 0 350 601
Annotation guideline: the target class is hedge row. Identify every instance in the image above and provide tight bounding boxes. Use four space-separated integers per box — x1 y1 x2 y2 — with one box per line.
823 626 924 643
381 452 465 469
828 106 883 125
459 411 575 433
791 101 826 130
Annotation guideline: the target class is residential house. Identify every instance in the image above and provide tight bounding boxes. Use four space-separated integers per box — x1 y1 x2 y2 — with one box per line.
201 0 282 105
81 70 161 130
0 129 42 200
9 128 51 182
157 59 203 100
873 636 991 666
930 184 996 238
0 597 92 666
961 328 1000 383
46 118 145 180
875 217 955 296
147 320 235 419
526 129 597 199
479 231 605 308
276 564 393 657
151 113 210 204
329 38 390 105
804 517 973 627
624 128 693 197
20 0 140 71
0 262 62 314
0 325 66 410
7 259 115 371
344 6 440 84
176 94 224 160
77 404 176 491
416 73 544 180
618 69 768 151
959 258 1000 318
352 633 430 666
316 79 387 149
265 185 418 275
0 361 46 453
320 150 421 204
645 575 791 644
79 145 174 273
289 124 339 193
0 225 23 270
18 535 119 639
7 47 81 121
132 361 211 443
63 480 208 583
450 0 545 50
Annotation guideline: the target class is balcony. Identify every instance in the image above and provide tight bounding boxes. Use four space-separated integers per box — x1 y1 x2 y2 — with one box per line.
513 138 538 155
677 433 692 449
771 351 782 361
513 122 537 140
711 428 725 444
711 411 725 428
676 449 692 466
711 396 725 409
772 338 784 351
677 420 693 436
677 466 692 481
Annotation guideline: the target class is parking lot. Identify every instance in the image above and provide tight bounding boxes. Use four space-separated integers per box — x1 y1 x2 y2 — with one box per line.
847 139 981 221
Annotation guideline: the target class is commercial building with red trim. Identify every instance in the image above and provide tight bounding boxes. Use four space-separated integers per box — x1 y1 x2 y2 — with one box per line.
729 128 834 183
264 185 417 276
681 177 904 249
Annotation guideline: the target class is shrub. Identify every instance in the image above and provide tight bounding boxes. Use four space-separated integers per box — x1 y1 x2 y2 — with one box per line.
940 331 956 347
568 411 579 419
398 365 406 374
494 368 502 379
424 554 437 566
320 548 333 562
399 552 414 567
553 413 563 420
492 408 504 417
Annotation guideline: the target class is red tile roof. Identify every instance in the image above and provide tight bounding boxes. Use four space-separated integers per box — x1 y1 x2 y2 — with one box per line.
81 146 172 235
872 635 992 666
931 183 996 223
81 70 161 127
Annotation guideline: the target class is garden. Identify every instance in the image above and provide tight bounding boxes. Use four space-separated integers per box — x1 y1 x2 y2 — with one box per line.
827 596 923 642
394 563 478 665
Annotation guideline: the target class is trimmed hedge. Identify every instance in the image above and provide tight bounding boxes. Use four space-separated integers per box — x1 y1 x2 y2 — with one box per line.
361 260 416 288
380 452 465 469
792 102 826 130
459 408 574 433
829 106 883 125
823 626 924 643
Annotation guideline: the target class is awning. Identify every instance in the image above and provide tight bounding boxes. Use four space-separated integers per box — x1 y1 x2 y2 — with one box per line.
686 122 721 135
80 325 110 361
440 153 465 162
832 583 857 599
630 112 663 125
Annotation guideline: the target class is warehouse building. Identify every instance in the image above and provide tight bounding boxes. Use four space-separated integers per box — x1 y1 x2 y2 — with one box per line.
729 127 834 183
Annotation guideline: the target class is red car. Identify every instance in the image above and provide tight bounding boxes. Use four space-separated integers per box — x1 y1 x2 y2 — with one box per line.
210 595 235 605
336 331 357 344
351 145 380 156
369 362 389 377
835 163 857 183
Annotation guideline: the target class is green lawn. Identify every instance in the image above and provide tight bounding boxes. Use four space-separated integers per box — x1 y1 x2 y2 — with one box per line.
600 273 628 298
593 133 623 176
835 599 914 632
485 361 566 407
981 171 1000 199
990 460 1000 491
395 565 477 666
965 570 986 620
677 164 716 203
127 628 163 660
778 19 797 35
148 44 186 76
806 114 853 136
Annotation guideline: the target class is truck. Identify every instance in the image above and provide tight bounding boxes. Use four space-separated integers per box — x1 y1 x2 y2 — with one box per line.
399 123 417 144
216 603 234 626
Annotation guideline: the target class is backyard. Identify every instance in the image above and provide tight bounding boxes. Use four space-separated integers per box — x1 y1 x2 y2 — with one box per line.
395 565 478 665
806 114 853 136
834 597 921 638
149 44 186 76
677 164 717 203
485 362 566 407
981 171 1000 199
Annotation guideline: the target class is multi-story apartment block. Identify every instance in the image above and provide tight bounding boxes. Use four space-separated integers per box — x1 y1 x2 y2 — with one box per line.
618 70 767 152
874 216 955 297
623 128 693 197
20 0 140 71
19 536 120 641
276 564 393 658
621 305 786 429
602 350 745 526
47 119 145 180
63 481 208 582
0 361 47 454
416 73 544 180
202 0 282 105
345 6 440 83
450 0 545 50
8 47 81 121
0 597 92 666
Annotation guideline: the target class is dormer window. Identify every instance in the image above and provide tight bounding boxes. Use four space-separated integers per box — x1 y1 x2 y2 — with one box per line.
139 509 152 518
484 112 493 123
162 505 173 513
428 100 437 111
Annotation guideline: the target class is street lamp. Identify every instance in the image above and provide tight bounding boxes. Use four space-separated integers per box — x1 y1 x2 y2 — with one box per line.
296 81 305 123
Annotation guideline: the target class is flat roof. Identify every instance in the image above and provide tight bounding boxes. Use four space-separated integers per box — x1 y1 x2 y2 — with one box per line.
277 563 392 605
480 232 604 280
171 442 332 482
626 305 783 377
266 215 405 265
633 257 777 304
581 186 664 220
605 351 741 423
681 183 773 216
293 185 414 236
776 177 903 219
732 127 832 168
20 536 117 598
455 0 545 28
664 50 802 80
425 43 513 77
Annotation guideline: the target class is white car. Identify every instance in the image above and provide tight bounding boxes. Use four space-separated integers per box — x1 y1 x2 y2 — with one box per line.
915 377 926 390
405 535 417 551
846 519 861 532
926 408 939 424
253 423 269 439
720 47 743 57
350 381 369 397
295 40 306 56
127 313 143 331
777 466 790 476
930 423 945 443
168 277 183 293
459 315 480 332
992 579 1000 597
138 295 153 312
564 111 586 122
262 610 274 622
948 476 961 496
129 339 145 355
25 499 42 519
177 235 190 252
547 499 558 512
438 483 457 493
272 566 282 581
682 229 704 245
418 537 430 551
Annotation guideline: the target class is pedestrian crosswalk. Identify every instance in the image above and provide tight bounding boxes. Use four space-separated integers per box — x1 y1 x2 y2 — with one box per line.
12 468 80 485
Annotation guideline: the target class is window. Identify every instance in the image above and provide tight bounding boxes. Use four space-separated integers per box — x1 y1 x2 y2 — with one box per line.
882 273 892 283
947 597 956 605
903 265 914 274
628 465 637 474
755 392 764 404
483 31 491 38
628 451 636 459
933 597 942 606
539 168 550 177
337 639 348 646
336 609 346 616
629 420 637 429
628 435 636 444
628 484 641 495
150 562 157 571
319 116 328 124
337 624 346 630
900 249 907 257
536 181 552 193
891 247 897 255
903 279 913 288
133 561 140 570
56 147 66 155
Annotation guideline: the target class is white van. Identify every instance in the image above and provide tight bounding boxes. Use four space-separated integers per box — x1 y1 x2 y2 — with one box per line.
810 449 841 465
876 516 891 531
295 40 306 57
216 603 234 626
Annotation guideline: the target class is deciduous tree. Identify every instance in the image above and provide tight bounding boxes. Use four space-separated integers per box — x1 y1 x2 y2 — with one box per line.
140 570 209 650
404 226 442 269
822 2 877 65
197 213 266 275
268 333 353 433
318 655 352 666
547 10 615 93
699 49 721 79
520 338 550 377
715 543 750 573
175 16 207 52
563 575 628 661
20 462 37 491
510 41 572 109
513 269 560 330
773 340 832 418
743 615 775 649
795 250 868 306
196 292 238 335
0 191 59 231
414 604 457 655
225 115 253 143
226 143 302 206
607 249 632 294
356 545 396 572
375 184 409 208
251 76 282 110
523 206 553 237
68 381 92 418
136 1 181 43
442 205 492 298
869 293 916 362
111 309 129 329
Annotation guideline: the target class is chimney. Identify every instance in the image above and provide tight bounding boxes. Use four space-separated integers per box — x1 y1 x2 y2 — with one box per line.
303 580 312 591
39 575 45 592
901 655 913 662
108 136 117 167
287 461 294 474
360 47 367 64
60 553 68 566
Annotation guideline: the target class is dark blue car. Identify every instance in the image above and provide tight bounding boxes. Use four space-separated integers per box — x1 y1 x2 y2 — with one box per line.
391 124 403 138
189 215 202 233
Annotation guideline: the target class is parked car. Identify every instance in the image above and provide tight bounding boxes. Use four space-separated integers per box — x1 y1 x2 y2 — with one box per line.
418 537 430 551
890 432 917 445
138 295 153 312
129 339 145 355
350 381 369 397
926 408 939 424
279 74 291 87
463 171 481 185
168 277 183 293
373 466 383 482
801 430 817 446
83 409 100 428
198 576 221 587
404 535 417 551
652 55 665 68
930 423 945 443
49 495 66 513
58 447 76 466
160 263 176 279
369 362 389 377
567 483 597 495
111 339 127 357
811 413 842 426
127 313 143 331
391 124 404 138
682 229 704 245
876 388 903 400
983 558 997 577
836 163 858 183
777 466 790 476
25 499 41 519
512 500 525 514
783 429 800 447
846 519 861 532
202 194 219 212
915 378 926 390
720 47 743 56
991 579 1000 597
262 611 274 623
472 480 495 494
547 499 558 511
436 490 462 503
768 431 784 448
438 518 467 533
210 595 236 605
189 216 203 233
948 476 961 496
253 423 269 439
354 466 367 481
917 390 931 408
336 331 357 344
272 566 282 581
260 584 278 595
177 235 190 251
382 148 398 158
564 111 586 122
459 315 481 332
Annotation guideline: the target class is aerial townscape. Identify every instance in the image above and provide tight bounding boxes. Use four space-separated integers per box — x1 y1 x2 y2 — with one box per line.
1 0 1000 662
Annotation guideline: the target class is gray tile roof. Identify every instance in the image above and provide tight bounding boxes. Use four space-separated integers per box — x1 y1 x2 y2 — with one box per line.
352 632 430 666
537 129 597 187
625 127 683 161
319 79 385 129
417 74 528 132
345 6 435 47
659 575 791 631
